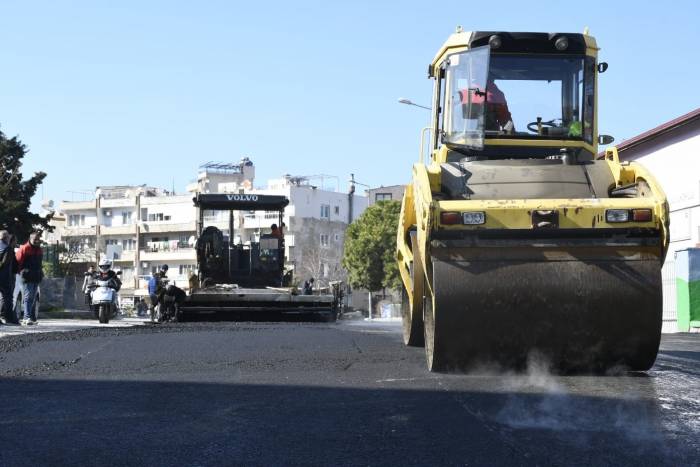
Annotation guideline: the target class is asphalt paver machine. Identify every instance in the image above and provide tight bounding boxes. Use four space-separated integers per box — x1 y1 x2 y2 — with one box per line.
396 29 669 372
181 193 339 320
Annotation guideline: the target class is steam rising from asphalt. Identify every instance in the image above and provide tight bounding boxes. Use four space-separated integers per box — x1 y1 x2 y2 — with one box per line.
492 352 664 444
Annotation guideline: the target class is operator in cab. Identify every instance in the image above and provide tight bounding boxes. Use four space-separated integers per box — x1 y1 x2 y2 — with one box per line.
459 76 514 133
270 223 283 240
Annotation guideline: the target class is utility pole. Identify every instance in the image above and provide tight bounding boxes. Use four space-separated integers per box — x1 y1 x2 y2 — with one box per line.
347 174 373 320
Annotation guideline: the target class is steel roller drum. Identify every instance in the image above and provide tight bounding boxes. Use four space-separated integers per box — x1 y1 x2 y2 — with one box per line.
423 247 663 372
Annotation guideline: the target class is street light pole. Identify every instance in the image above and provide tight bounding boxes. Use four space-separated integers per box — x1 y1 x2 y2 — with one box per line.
398 98 431 110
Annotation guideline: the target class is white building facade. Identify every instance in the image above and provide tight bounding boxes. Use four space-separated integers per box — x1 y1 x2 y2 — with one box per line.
614 108 700 332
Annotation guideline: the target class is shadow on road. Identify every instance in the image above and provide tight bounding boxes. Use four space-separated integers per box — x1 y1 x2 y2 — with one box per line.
660 350 700 362
0 378 693 467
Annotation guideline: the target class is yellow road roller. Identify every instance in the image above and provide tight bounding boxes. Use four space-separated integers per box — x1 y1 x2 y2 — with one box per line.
396 28 669 372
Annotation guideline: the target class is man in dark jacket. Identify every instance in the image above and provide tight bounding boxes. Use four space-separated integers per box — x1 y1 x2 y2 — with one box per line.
302 277 315 295
147 265 168 322
15 230 43 325
0 231 20 325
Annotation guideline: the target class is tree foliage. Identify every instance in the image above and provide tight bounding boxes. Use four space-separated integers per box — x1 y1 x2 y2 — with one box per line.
0 128 52 243
342 200 401 292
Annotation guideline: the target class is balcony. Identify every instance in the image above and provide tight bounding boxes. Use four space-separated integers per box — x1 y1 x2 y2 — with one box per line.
60 200 96 211
140 194 194 206
112 250 136 262
140 244 196 261
101 224 137 235
62 226 97 237
100 197 136 208
59 249 96 263
140 221 196 233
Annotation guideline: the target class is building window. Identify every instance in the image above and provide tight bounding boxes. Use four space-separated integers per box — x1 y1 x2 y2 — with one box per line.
148 237 170 252
178 234 191 248
320 234 329 247
320 204 330 219
147 213 170 222
122 211 132 225
119 267 133 282
122 239 136 251
375 193 392 202
322 262 329 278
105 239 119 246
334 233 340 242
68 214 86 226
179 264 196 276
67 238 91 253
334 206 340 215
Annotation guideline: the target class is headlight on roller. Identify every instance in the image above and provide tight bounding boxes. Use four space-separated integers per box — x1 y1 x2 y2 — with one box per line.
606 209 629 223
462 211 486 225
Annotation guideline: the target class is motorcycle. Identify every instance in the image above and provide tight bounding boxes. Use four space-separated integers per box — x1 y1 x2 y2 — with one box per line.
88 271 121 324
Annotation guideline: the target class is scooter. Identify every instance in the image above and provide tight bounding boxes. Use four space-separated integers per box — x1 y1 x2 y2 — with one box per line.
88 271 121 324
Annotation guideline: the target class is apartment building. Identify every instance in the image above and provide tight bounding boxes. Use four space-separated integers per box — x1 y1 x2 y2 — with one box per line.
245 175 368 286
59 186 196 296
57 160 367 301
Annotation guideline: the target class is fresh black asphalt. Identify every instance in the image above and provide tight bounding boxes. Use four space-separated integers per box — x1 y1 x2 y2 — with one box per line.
0 320 698 466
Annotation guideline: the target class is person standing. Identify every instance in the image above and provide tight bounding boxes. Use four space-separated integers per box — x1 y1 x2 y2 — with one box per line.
270 223 283 239
0 231 20 325
16 230 44 325
82 265 97 307
136 298 147 317
147 265 168 322
302 277 315 295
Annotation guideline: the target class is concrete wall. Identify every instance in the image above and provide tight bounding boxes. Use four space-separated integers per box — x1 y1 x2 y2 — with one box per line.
289 185 366 222
618 119 700 332
140 195 195 224
37 276 90 311
368 185 405 205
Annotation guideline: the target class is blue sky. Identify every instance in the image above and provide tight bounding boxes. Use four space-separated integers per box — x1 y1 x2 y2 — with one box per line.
1 0 698 204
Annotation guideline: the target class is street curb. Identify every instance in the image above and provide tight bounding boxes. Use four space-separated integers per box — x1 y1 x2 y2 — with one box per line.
38 310 94 320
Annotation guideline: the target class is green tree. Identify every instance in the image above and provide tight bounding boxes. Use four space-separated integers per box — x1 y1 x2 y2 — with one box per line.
342 200 402 292
0 128 52 242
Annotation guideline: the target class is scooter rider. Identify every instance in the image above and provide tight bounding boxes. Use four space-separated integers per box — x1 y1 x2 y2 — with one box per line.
97 259 122 292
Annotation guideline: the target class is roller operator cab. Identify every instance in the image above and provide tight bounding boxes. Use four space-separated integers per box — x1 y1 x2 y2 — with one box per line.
397 29 669 372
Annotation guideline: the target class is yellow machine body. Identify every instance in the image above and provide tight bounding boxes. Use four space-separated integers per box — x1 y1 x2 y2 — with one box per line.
397 29 669 372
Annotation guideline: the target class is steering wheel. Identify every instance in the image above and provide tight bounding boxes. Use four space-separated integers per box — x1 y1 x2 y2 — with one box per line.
527 119 558 134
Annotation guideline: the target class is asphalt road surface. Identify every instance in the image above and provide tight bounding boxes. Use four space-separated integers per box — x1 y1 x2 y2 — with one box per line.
0 319 698 466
